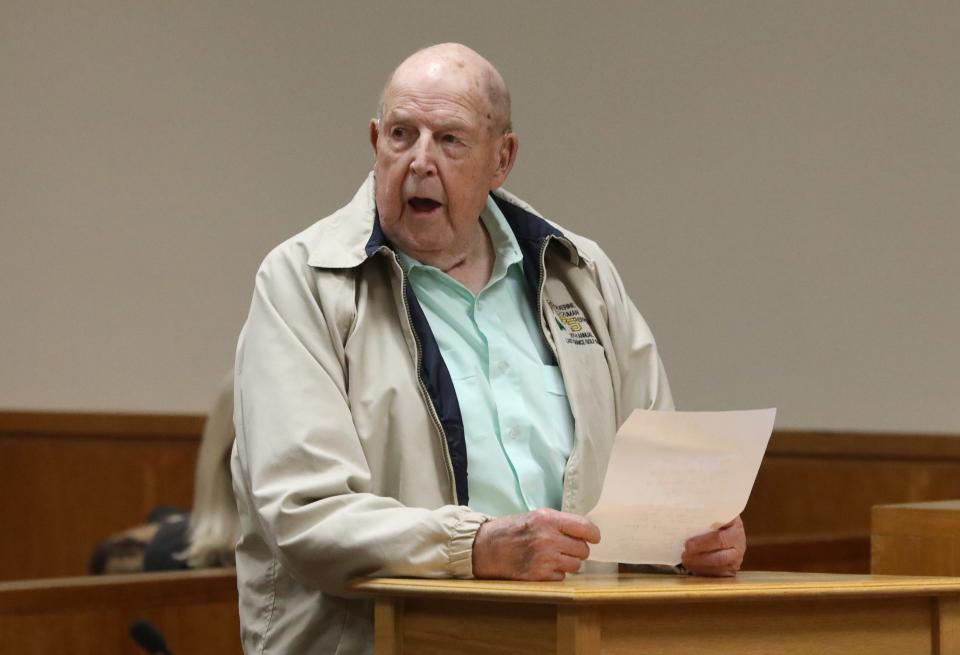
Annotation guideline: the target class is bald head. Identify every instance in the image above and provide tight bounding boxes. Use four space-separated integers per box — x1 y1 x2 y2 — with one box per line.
378 43 512 135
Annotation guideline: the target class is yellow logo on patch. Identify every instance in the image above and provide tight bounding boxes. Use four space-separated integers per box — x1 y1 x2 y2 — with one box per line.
549 301 598 346
555 311 583 332
551 302 583 332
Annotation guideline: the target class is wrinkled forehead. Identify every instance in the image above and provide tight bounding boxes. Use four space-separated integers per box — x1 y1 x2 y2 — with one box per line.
382 58 494 124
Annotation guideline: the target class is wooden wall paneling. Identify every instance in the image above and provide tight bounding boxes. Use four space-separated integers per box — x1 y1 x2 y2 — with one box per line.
742 534 870 574
0 412 204 581
4 411 960 581
742 431 960 573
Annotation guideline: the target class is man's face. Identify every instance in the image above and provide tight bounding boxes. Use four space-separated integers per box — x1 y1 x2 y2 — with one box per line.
370 64 514 262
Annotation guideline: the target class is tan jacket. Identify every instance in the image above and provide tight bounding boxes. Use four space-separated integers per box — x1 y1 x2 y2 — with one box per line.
231 173 673 654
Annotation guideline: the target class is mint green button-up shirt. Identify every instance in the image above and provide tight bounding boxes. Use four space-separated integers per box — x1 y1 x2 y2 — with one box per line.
397 197 576 517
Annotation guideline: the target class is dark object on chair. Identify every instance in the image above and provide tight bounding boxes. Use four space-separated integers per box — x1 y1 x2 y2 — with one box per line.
143 514 190 571
89 508 189 574
129 619 173 654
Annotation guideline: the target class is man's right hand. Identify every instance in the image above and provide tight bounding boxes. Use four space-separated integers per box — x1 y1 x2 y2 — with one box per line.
471 508 601 581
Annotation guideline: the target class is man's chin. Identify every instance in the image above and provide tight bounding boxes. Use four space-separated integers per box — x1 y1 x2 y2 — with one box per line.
388 224 451 256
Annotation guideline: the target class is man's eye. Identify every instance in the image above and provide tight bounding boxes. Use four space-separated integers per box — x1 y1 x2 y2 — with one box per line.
390 127 408 139
441 134 460 145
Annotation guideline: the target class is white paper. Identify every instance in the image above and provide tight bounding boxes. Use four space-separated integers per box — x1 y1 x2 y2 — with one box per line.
586 408 776 565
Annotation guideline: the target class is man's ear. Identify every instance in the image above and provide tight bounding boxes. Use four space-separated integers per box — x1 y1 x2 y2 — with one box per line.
491 132 519 188
369 119 380 155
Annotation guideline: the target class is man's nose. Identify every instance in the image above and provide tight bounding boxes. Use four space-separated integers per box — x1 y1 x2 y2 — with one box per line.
409 135 438 177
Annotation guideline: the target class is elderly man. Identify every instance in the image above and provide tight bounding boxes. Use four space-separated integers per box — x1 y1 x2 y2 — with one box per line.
232 43 746 654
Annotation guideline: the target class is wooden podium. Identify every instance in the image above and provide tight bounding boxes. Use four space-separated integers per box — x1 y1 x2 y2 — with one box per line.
351 571 960 654
873 499 960 576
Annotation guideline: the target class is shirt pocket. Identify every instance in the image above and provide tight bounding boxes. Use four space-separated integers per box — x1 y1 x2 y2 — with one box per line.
448 371 496 437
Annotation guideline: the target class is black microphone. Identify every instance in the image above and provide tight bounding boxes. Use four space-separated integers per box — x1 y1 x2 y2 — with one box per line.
129 619 173 655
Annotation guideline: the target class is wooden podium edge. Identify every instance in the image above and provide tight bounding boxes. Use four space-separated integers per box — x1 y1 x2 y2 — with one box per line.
350 572 960 605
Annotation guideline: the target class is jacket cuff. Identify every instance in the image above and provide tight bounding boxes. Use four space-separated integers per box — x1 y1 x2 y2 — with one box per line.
446 510 491 578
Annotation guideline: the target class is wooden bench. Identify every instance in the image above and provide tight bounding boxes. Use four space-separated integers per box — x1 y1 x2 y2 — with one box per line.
0 569 240 655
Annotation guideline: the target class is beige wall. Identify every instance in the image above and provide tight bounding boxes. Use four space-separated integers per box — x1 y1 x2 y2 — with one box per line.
2 1 958 432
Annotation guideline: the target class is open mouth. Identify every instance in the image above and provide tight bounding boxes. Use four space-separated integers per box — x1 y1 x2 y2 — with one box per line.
408 197 442 213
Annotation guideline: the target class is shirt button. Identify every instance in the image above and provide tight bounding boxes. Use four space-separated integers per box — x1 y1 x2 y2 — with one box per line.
496 361 510 373
508 427 520 439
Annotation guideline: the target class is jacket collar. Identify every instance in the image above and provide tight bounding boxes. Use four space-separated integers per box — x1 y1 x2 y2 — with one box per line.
305 172 587 270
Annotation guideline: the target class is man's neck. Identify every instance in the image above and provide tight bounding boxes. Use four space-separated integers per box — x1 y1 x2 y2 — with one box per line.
439 221 495 296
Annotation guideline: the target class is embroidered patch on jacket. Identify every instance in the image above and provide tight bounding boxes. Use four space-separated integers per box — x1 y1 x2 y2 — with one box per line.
549 301 598 346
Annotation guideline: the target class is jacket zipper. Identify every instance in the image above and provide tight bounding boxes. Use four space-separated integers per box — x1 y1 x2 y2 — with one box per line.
390 252 459 505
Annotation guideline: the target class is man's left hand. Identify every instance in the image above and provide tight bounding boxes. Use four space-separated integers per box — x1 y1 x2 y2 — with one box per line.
680 515 746 577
